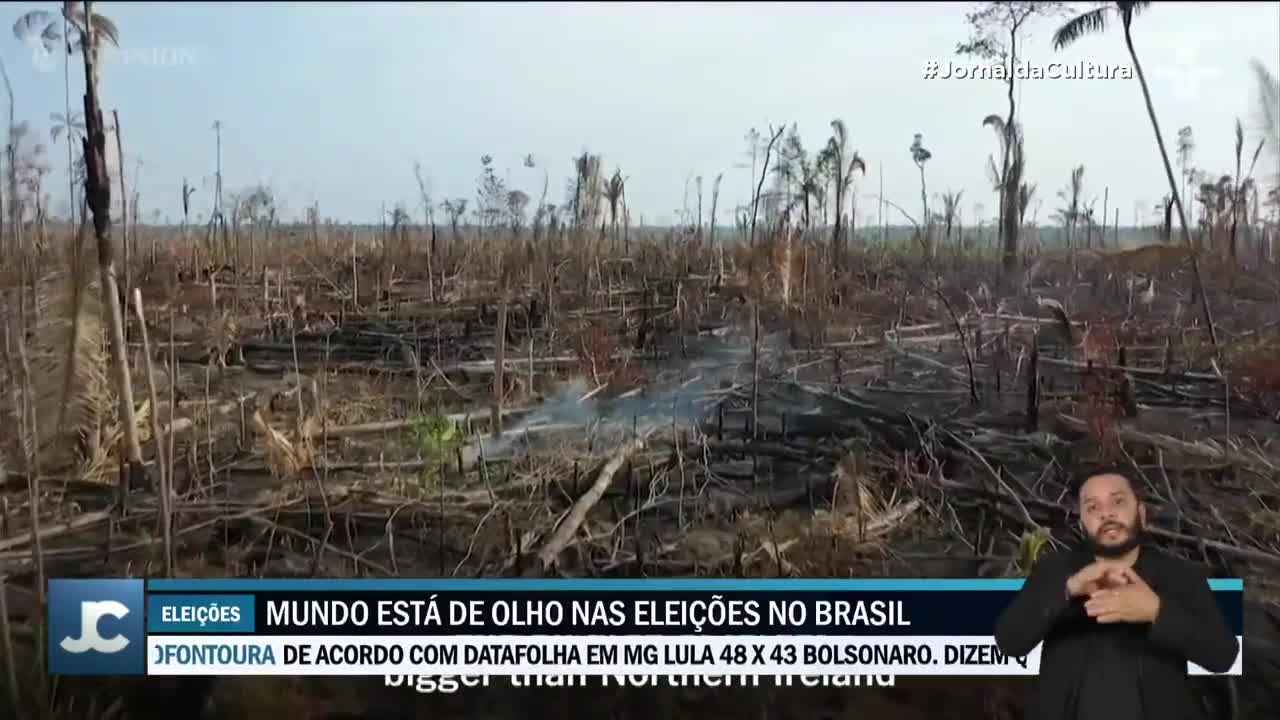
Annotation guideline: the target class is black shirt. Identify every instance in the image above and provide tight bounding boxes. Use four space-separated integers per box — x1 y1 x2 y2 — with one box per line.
1075 623 1146 720
994 545 1239 720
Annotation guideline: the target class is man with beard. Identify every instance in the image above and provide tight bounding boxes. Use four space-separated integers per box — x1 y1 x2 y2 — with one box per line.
993 466 1238 720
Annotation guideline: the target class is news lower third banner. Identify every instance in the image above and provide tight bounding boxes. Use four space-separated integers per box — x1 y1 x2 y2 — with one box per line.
46 578 1244 677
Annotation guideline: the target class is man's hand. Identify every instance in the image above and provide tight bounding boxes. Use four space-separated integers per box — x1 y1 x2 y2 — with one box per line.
1084 568 1161 624
1066 562 1131 598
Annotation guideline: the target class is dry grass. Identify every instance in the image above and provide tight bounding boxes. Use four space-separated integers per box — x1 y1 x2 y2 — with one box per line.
4 268 111 476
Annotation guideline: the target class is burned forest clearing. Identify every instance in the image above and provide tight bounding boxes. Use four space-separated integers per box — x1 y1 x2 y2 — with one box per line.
2 1 1280 718
3 225 1280 717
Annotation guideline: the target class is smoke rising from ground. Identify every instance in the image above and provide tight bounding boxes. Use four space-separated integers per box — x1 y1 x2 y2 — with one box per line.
464 325 798 463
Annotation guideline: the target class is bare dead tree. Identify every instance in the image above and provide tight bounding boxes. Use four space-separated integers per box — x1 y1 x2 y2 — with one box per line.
749 125 786 259
958 1 1064 275
413 161 437 301
708 172 724 247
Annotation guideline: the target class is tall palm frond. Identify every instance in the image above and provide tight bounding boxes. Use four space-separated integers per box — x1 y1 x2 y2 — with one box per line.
1052 2 1150 50
1246 139 1266 184
1251 59 1279 189
847 152 866 177
1236 118 1245 173
1253 60 1279 145
821 118 865 264
982 115 1006 146
603 169 625 212
1018 182 1036 225
63 4 120 49
1051 7 1112 48
603 168 625 235
982 114 1009 191
830 119 848 157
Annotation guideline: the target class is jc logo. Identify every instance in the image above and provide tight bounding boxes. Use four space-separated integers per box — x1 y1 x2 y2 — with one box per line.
60 600 131 654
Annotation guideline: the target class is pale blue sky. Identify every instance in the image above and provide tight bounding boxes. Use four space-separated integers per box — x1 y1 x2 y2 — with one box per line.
1 1 1276 227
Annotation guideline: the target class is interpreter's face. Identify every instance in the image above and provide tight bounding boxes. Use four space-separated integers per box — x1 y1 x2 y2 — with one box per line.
1079 473 1144 557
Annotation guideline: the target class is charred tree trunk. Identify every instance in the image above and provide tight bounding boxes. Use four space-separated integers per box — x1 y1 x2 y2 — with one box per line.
114 109 129 341
81 0 145 498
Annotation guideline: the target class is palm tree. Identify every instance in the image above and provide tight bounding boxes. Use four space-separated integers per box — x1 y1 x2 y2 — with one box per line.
982 114 1026 270
14 3 118 227
1225 119 1266 260
795 153 823 232
602 169 625 250
940 189 964 244
50 110 85 211
1056 165 1085 250
50 111 84 148
910 133 933 258
819 119 867 268
773 126 824 231
1053 1 1216 347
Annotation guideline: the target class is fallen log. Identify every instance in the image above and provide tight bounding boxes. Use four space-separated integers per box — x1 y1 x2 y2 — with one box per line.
1054 413 1280 474
1038 355 1224 384
0 510 113 552
244 355 585 377
538 433 650 571
300 404 535 440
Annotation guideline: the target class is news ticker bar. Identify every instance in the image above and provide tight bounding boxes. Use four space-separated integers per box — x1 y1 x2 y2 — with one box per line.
47 578 1245 676
144 635 1244 676
143 578 1245 637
